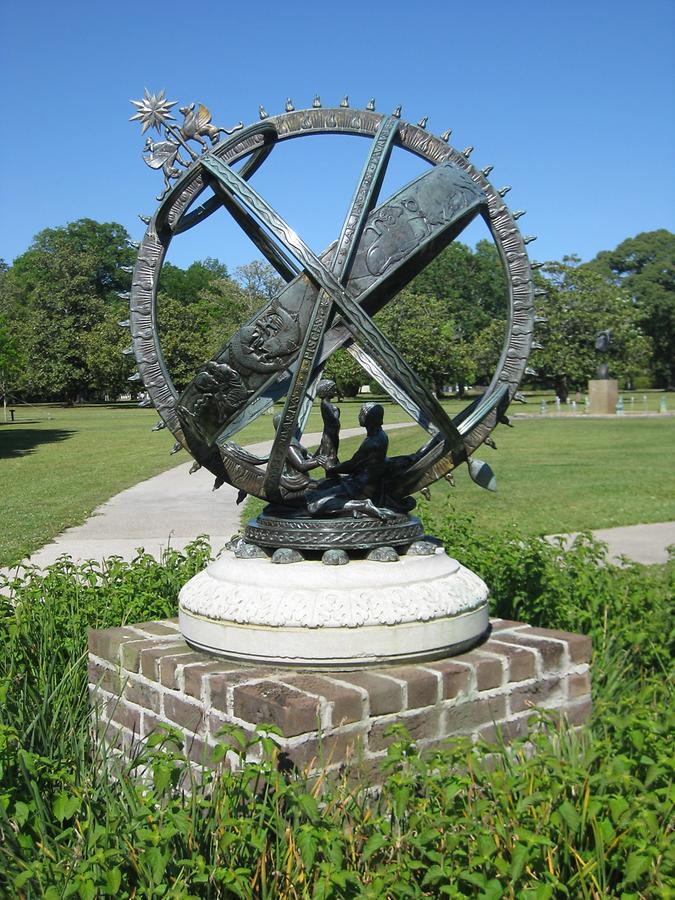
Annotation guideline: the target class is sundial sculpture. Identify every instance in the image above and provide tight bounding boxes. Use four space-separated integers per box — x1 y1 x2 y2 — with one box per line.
127 91 538 665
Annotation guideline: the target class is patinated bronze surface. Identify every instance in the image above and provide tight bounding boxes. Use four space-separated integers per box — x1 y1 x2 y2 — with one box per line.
594 329 613 379
128 94 536 550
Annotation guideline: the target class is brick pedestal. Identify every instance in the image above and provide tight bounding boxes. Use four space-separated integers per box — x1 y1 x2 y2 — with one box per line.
88 618 592 777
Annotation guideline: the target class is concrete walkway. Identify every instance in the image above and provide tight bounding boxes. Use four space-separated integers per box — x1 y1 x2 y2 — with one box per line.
547 522 675 566
3 417 672 572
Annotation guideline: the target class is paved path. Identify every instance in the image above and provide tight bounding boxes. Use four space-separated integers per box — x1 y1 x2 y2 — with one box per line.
547 522 675 566
4 423 416 571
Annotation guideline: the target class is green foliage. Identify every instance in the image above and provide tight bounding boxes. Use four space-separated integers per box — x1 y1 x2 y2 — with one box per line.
374 290 465 391
0 219 135 403
0 531 672 896
157 276 254 391
411 240 507 340
533 257 651 400
157 257 230 303
0 226 256 403
234 259 285 305
401 240 508 393
589 230 675 388
323 349 364 397
0 310 22 403
420 499 674 682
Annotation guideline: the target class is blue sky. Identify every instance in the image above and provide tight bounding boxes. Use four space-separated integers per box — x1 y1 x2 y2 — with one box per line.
1 0 673 272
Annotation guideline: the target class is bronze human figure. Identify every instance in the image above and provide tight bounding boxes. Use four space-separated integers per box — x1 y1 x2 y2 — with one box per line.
314 379 340 469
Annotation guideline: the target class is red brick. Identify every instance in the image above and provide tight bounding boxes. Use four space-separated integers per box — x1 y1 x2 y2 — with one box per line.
133 620 181 637
368 708 442 753
159 651 215 689
280 674 364 726
233 681 320 736
208 669 270 712
477 714 531 745
98 720 133 753
140 710 162 737
490 620 530 632
122 639 187 674
495 631 565 672
88 658 120 693
164 695 205 735
286 726 368 772
425 660 471 700
140 646 201 682
509 677 562 714
183 660 243 700
484 639 537 682
382 666 438 709
526 628 592 664
444 695 507 735
565 698 592 726
124 679 161 713
107 697 142 733
460 651 504 691
566 671 592 699
327 672 404 716
88 626 139 663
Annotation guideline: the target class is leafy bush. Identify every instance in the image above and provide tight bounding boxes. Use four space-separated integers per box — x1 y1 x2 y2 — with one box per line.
0 531 672 897
420 499 674 687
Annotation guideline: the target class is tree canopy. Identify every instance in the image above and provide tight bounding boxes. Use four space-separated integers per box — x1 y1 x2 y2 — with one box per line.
534 258 651 400
587 230 675 388
0 218 668 405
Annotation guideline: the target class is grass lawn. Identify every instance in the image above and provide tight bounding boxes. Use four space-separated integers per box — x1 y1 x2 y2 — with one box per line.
2 398 673 565
0 400 422 566
341 413 675 536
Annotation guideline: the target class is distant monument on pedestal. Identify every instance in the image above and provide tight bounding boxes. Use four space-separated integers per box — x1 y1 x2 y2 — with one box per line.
588 329 618 414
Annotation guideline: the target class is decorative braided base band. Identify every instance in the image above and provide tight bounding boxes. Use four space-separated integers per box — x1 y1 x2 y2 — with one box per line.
244 512 424 551
178 547 489 667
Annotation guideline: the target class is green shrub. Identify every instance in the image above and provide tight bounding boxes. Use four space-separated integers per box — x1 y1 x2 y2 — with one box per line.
0 530 672 897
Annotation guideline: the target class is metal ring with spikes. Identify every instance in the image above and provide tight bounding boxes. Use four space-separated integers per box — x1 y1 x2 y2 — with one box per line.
128 104 536 498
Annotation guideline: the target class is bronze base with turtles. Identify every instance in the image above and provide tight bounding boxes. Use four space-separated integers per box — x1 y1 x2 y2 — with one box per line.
244 509 424 552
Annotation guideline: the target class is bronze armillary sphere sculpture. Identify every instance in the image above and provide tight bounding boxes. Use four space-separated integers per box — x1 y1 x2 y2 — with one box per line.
127 92 538 551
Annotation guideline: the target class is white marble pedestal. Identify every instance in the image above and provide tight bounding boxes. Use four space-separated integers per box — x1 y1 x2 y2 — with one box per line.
178 547 489 668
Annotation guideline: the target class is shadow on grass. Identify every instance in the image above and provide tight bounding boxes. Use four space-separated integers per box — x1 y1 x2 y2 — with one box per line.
0 428 76 459
0 419 42 426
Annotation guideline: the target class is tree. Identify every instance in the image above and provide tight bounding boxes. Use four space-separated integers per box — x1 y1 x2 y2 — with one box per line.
410 240 507 340
323 349 363 398
373 290 474 394
235 260 284 305
588 230 675 388
0 220 134 403
470 319 505 386
157 277 254 391
532 258 651 401
158 258 230 303
0 311 22 421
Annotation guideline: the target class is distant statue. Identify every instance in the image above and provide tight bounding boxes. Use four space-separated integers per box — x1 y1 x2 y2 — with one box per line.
314 379 341 468
594 329 612 379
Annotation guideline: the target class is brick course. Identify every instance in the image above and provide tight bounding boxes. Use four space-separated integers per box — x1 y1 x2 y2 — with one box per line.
89 619 592 778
